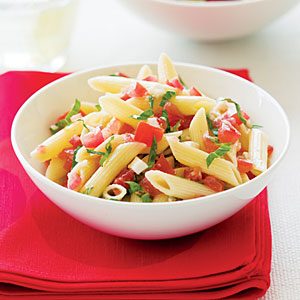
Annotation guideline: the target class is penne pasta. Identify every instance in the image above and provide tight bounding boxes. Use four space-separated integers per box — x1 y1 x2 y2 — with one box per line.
145 170 215 199
167 137 242 186
45 157 68 184
136 64 153 80
80 101 99 115
81 142 146 197
239 124 250 151
158 53 178 83
170 96 216 115
189 107 208 150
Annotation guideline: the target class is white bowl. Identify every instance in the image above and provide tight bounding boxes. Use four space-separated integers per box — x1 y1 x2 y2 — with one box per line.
11 62 290 240
119 0 299 41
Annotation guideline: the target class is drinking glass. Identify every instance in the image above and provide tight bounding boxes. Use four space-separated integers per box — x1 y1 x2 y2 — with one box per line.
0 0 78 72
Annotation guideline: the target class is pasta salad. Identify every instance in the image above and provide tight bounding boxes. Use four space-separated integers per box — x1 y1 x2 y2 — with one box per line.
31 54 273 203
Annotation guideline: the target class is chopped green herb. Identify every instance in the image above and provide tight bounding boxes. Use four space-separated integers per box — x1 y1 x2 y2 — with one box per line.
109 74 118 77
49 99 81 134
160 91 176 107
148 137 157 168
251 124 263 129
100 136 114 166
223 98 247 126
126 181 142 194
95 104 101 111
206 143 231 167
78 119 89 131
161 109 171 133
131 109 154 120
206 114 218 137
86 149 106 156
178 75 187 88
172 120 181 132
82 186 93 195
140 193 153 203
72 146 82 169
148 95 154 109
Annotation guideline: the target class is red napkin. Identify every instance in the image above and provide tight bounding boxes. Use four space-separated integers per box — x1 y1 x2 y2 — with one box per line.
0 70 271 299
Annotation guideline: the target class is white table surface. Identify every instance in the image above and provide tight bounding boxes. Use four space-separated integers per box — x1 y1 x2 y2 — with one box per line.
63 1 300 299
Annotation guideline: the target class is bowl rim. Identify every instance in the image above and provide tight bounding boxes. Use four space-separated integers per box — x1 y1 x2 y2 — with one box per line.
11 61 290 207
148 0 266 8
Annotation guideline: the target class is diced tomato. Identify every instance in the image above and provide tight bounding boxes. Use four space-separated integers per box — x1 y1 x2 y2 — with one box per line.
237 158 253 173
203 176 225 192
247 171 256 180
69 135 82 148
121 82 148 100
119 123 135 134
152 154 175 175
166 78 184 90
67 172 82 190
134 121 164 147
267 145 274 156
184 167 202 182
79 109 86 117
113 168 135 189
140 177 161 197
122 133 134 143
58 147 74 171
179 115 193 130
157 117 167 131
218 120 241 144
189 86 202 96
81 126 104 148
55 111 68 123
143 75 158 82
102 119 122 139
114 72 129 78
203 134 219 153
231 111 250 126
44 160 50 168
163 102 182 126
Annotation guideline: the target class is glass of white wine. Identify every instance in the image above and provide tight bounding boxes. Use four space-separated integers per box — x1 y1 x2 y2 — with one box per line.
0 0 78 72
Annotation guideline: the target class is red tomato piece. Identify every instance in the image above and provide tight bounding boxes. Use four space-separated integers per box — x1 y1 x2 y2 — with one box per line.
69 135 82 148
166 78 184 90
237 158 253 173
203 176 225 192
81 126 104 148
189 86 202 96
113 168 135 189
102 119 123 139
203 134 219 153
268 145 274 156
67 172 82 190
218 120 241 144
134 121 164 147
121 133 134 143
184 167 202 182
179 115 193 130
54 111 68 123
143 75 158 82
119 123 135 134
231 111 250 126
152 154 175 175
157 117 168 131
121 82 148 100
140 177 161 197
115 72 129 78
163 102 183 126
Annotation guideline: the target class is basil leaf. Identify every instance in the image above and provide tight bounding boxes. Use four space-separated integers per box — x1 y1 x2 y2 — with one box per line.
95 104 101 111
126 181 142 194
140 193 153 203
206 143 231 167
251 124 263 129
162 109 171 133
131 109 154 120
206 114 218 137
148 137 157 168
100 136 114 166
160 91 176 107
172 120 181 132
223 98 247 126
65 99 81 122
72 146 82 169
148 95 154 109
178 75 187 88
86 149 105 156
78 119 89 131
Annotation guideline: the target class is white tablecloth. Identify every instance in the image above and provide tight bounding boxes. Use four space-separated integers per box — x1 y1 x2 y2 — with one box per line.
63 1 300 298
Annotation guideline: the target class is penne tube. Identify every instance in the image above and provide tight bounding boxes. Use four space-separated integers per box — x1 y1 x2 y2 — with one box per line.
80 101 99 115
126 97 150 111
226 142 239 167
130 193 143 203
249 128 268 174
158 53 178 83
81 142 146 197
170 96 216 115
167 137 242 186
136 64 153 80
45 157 68 184
189 107 208 150
145 170 215 199
31 121 83 162
99 94 143 128
153 194 170 203
239 124 250 151
241 173 250 183
88 76 176 95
